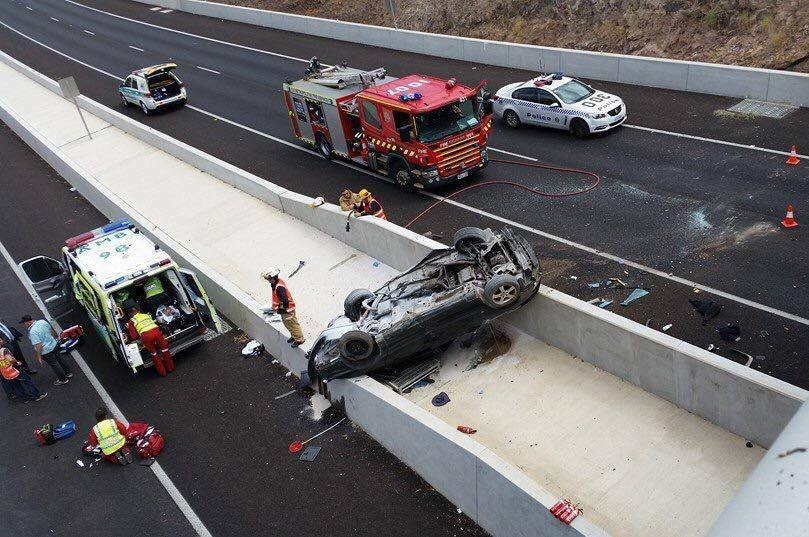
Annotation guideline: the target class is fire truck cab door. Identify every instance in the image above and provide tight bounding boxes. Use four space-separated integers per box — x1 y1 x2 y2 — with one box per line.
290 95 316 145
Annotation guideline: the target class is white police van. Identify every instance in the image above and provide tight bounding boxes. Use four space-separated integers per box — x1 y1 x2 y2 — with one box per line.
19 220 221 374
493 73 626 137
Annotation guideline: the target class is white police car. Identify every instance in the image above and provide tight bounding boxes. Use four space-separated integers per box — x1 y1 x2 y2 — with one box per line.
119 63 186 115
493 74 626 137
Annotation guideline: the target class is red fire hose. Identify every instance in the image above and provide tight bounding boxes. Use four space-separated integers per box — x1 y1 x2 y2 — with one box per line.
403 157 601 230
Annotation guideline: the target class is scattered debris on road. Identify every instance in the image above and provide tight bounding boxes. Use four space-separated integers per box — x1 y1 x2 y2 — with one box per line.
457 425 477 434
662 324 673 332
777 447 807 458
689 299 723 325
289 417 347 453
274 389 297 400
299 445 321 462
621 288 649 306
432 392 451 407
598 300 613 309
718 324 741 342
241 340 264 357
288 260 306 278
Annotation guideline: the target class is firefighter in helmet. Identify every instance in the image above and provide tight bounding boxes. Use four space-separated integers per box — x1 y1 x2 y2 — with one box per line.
354 189 387 220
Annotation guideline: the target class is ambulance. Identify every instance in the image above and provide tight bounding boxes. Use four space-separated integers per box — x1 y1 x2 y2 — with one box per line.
283 58 495 190
19 220 222 374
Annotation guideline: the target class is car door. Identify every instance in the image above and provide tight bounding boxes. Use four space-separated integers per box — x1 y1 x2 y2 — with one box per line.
510 87 541 125
19 256 73 318
537 89 567 130
178 269 223 333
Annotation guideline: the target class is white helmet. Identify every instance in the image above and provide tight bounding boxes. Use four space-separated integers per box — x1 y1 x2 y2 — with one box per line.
261 267 280 279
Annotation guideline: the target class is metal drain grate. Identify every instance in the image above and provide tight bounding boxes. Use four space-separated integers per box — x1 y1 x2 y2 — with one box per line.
728 99 798 119
203 318 233 341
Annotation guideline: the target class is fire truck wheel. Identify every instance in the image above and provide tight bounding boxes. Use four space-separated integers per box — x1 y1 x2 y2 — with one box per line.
503 110 521 128
316 134 334 160
390 162 414 192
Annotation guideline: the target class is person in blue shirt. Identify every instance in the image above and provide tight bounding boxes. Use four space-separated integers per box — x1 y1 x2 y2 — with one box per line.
20 315 73 386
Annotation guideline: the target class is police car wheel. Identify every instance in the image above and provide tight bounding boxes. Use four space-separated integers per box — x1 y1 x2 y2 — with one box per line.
140 101 150 116
316 134 333 160
120 93 130 108
504 110 521 128
570 119 590 139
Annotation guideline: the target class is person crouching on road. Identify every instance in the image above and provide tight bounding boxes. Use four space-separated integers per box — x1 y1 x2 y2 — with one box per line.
338 188 362 212
127 306 174 376
88 407 133 465
354 189 387 220
261 267 305 348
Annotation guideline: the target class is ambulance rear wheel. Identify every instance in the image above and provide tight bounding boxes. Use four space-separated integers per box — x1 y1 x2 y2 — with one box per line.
390 162 414 192
316 134 334 160
503 110 521 128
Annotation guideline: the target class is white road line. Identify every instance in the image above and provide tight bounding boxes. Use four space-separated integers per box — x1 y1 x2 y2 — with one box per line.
82 29 94 35
488 146 538 161
149 6 161 10
624 124 809 159
3 18 807 328
50 16 59 22
64 0 808 159
0 239 213 537
160 9 173 13
65 0 311 64
196 65 220 74
128 45 144 52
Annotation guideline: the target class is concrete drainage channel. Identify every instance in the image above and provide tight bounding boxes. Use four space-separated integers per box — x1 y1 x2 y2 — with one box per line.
1 51 807 536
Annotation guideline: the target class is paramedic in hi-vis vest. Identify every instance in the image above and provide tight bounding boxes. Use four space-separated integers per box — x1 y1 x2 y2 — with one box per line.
88 407 133 465
127 306 175 376
261 267 305 348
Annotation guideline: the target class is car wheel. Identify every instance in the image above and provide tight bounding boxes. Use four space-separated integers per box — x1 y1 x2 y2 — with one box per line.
390 161 414 192
483 274 521 308
120 93 130 108
338 330 375 366
140 101 150 116
570 119 590 138
452 227 488 251
316 133 333 160
344 289 375 322
503 110 521 128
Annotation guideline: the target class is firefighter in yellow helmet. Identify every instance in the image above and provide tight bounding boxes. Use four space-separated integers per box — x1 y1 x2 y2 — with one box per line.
354 189 387 220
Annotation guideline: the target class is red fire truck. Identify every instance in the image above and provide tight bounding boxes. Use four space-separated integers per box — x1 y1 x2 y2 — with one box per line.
282 58 494 190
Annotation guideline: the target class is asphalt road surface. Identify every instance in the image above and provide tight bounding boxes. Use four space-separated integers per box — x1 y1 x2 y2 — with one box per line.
0 2 806 382
0 123 488 536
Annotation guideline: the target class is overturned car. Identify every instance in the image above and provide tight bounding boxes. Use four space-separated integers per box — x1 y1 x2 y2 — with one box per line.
307 227 541 381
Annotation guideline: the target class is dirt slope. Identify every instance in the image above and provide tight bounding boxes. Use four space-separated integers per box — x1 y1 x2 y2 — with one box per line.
218 0 809 71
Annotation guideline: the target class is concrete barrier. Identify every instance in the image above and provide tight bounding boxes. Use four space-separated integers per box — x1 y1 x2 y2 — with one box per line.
128 0 809 106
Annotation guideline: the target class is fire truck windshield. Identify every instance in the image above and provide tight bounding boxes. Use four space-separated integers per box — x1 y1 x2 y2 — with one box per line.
415 99 479 144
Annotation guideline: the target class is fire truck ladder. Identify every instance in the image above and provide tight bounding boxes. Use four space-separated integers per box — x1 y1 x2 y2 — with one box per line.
304 58 387 89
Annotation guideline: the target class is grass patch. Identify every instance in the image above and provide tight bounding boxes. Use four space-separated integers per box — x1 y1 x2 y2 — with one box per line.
713 109 758 120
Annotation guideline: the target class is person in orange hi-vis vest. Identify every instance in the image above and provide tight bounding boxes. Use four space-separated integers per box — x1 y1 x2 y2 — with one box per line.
355 189 387 220
261 267 305 347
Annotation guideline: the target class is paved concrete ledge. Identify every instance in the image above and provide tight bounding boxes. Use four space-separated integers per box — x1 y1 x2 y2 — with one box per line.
130 0 809 106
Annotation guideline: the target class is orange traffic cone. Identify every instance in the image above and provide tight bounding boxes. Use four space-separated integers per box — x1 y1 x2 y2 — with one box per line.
781 204 798 228
786 145 800 165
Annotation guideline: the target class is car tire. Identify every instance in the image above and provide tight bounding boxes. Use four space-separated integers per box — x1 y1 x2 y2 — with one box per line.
452 227 488 250
503 110 521 128
570 119 590 138
390 161 414 192
483 274 521 309
120 93 130 108
344 289 374 322
338 330 375 366
140 101 150 116
316 133 333 160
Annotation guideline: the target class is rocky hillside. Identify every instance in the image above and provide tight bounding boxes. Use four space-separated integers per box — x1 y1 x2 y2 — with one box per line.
219 0 809 71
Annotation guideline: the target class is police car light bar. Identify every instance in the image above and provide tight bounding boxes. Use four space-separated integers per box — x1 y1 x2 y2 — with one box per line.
65 219 132 249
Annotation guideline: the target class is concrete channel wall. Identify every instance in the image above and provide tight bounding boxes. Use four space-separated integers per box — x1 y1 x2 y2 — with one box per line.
3 51 807 536
132 0 809 107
